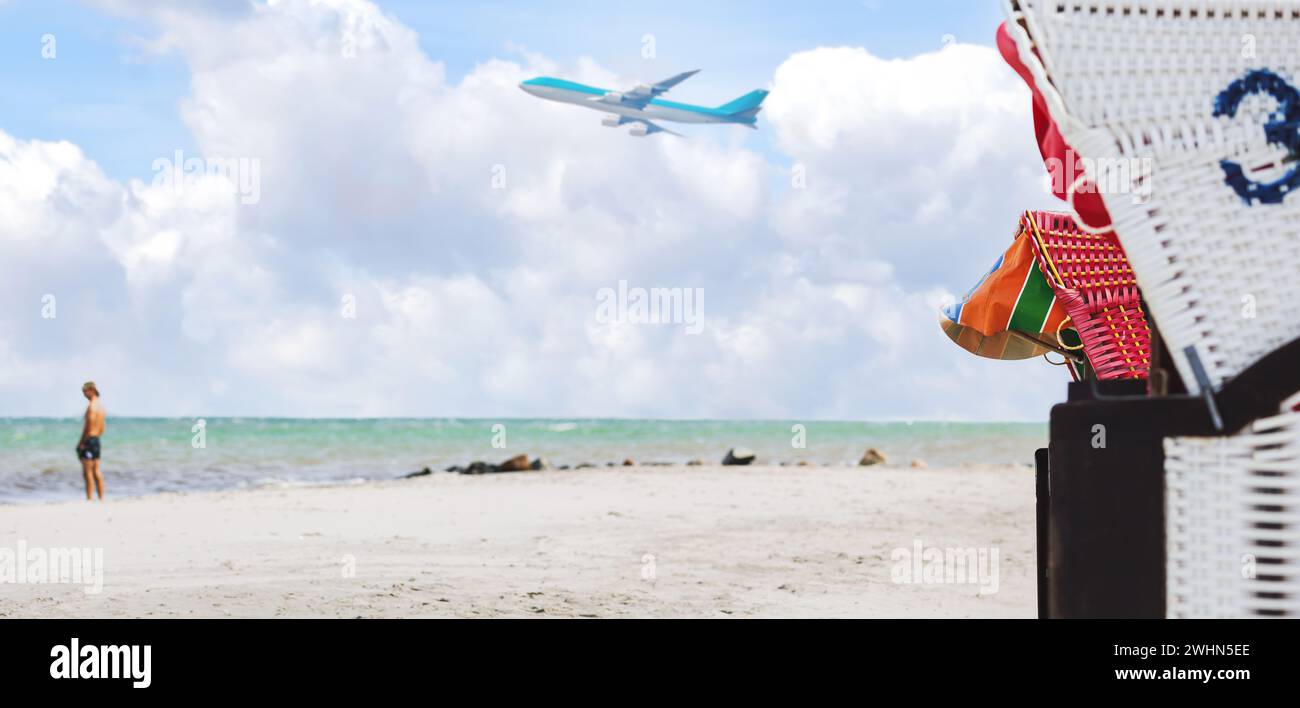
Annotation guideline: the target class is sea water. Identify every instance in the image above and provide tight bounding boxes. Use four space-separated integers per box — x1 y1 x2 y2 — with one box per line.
0 417 1046 503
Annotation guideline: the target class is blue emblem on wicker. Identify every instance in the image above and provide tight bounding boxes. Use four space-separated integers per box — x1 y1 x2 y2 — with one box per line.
1214 70 1300 206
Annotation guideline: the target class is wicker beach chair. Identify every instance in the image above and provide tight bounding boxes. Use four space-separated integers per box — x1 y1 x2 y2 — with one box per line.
1001 0 1300 395
1166 392 1300 617
1020 210 1152 380
1006 0 1300 618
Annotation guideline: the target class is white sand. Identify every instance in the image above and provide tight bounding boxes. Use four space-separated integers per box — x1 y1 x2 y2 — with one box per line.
0 464 1036 618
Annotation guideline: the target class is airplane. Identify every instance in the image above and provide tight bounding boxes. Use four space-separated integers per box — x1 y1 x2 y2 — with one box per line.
519 69 768 137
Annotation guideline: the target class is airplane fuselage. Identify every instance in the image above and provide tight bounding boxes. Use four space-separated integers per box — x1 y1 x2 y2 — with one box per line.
519 77 754 126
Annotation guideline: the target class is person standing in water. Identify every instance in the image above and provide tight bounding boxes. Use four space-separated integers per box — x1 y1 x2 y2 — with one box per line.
77 381 106 501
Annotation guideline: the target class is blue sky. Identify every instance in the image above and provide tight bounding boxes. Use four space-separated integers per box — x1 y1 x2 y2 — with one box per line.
0 1 196 181
0 0 1064 419
0 0 1005 181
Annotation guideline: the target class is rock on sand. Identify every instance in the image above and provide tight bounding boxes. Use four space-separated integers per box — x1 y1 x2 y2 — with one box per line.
859 448 888 467
722 447 757 466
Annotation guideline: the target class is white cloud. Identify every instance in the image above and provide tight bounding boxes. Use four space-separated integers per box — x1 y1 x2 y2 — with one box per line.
2 0 1069 420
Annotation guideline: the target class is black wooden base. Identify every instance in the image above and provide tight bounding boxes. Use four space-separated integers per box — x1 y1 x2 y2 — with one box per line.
1039 337 1300 618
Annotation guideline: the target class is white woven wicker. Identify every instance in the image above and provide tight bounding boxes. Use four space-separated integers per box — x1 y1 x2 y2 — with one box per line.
1002 0 1300 393
1165 392 1300 617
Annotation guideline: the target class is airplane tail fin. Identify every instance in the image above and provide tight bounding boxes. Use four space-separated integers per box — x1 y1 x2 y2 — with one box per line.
716 89 769 120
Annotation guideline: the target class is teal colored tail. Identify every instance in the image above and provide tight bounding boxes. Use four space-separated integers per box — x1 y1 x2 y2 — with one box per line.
716 89 769 119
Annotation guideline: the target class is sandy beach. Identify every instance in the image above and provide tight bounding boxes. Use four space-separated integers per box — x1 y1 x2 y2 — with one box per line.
0 464 1035 618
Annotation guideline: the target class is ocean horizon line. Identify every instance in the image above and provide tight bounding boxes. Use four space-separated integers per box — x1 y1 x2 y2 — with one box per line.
2 417 1048 503
0 415 1050 424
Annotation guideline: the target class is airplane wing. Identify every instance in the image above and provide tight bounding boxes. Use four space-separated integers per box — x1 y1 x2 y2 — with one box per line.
590 69 700 109
625 69 700 104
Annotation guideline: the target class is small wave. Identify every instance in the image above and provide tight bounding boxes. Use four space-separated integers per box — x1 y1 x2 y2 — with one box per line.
251 476 371 490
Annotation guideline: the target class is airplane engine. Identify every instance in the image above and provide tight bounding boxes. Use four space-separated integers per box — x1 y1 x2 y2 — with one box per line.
599 91 625 105
601 114 622 127
627 122 650 137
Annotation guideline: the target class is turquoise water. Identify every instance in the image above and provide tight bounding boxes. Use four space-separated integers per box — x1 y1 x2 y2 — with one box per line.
0 418 1046 503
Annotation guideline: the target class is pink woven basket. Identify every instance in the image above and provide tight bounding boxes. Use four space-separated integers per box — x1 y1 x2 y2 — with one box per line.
1020 211 1151 381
